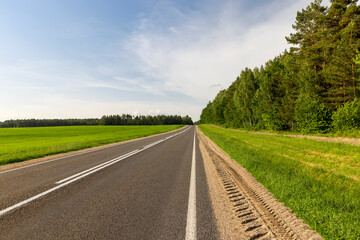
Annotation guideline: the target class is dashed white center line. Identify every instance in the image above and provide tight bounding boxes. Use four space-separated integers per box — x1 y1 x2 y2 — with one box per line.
55 149 141 184
185 129 197 240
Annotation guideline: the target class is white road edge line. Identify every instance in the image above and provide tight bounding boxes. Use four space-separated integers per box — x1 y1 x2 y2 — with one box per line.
0 126 192 217
185 129 197 240
0 126 189 175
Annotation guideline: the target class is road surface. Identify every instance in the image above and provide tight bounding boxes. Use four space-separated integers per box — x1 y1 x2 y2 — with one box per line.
0 126 218 240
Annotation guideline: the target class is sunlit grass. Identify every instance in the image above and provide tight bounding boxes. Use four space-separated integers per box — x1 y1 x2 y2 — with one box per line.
0 125 182 165
199 124 360 240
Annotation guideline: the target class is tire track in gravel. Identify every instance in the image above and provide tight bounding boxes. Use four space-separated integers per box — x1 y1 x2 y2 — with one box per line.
197 127 324 240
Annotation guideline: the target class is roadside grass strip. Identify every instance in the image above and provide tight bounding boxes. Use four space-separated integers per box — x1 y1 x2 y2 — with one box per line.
0 126 191 217
199 124 360 240
0 125 182 165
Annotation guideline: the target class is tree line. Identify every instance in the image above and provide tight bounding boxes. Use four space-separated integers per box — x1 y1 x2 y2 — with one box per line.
99 114 193 125
201 0 360 133
0 118 100 128
0 115 193 128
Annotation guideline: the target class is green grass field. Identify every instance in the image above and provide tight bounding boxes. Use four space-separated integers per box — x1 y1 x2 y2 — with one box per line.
0 125 182 165
199 124 360 240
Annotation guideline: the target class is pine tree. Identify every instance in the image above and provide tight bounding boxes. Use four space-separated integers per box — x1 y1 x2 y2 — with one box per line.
286 0 328 99
325 1 360 107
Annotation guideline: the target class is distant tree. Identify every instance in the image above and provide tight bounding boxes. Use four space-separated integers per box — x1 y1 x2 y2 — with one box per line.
0 118 100 128
98 114 193 126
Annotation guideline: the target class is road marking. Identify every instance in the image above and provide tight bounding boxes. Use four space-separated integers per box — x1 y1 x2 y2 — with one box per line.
55 149 140 184
0 126 190 175
185 129 197 240
0 126 192 217
56 127 191 185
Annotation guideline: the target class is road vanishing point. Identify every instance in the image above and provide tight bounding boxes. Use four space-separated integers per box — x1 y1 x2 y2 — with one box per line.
0 126 218 240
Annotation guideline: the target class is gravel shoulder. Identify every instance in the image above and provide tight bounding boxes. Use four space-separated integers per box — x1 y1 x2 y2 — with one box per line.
197 126 323 240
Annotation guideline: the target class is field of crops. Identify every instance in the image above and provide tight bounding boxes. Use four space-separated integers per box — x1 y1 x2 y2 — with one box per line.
0 125 182 165
199 124 360 240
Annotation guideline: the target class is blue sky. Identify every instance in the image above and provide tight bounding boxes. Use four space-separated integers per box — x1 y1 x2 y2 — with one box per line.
0 0 321 121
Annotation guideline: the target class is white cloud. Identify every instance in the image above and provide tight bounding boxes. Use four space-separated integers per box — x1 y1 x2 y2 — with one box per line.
124 0 314 116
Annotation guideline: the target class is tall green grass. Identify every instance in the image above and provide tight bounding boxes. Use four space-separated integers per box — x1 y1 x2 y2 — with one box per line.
199 124 360 240
0 125 182 165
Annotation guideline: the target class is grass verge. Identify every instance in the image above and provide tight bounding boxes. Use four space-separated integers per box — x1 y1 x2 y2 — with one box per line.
219 123 360 138
199 124 360 240
0 125 182 165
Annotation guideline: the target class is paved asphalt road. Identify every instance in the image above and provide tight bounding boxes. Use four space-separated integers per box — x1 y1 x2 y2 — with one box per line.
0 126 218 240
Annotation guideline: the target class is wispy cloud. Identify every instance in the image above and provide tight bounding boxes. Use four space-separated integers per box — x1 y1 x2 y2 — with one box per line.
84 76 165 96
124 0 313 105
209 84 222 89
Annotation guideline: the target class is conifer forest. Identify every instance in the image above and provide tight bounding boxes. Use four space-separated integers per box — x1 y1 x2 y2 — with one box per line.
200 0 360 134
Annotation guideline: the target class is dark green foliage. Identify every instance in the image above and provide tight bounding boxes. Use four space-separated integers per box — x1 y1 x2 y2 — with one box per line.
294 95 332 133
332 100 360 131
200 0 360 133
